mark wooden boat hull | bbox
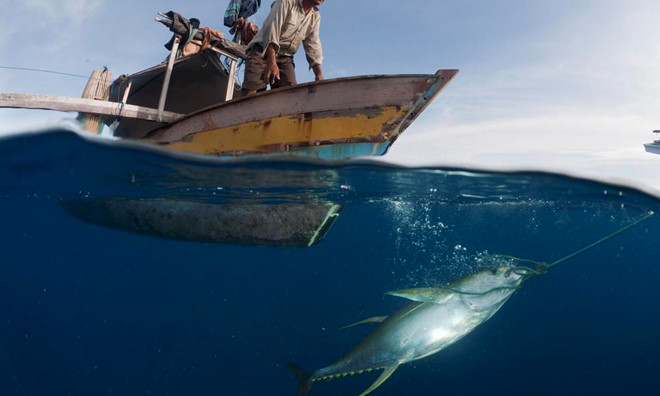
[141,70,458,159]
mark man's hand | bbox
[241,22,258,44]
[313,64,324,81]
[230,17,245,35]
[263,44,280,85]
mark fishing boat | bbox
[0,12,458,160]
[644,130,660,154]
[0,11,457,247]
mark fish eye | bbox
[489,267,497,275]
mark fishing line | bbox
[0,65,92,80]
[546,210,654,268]
[452,210,656,297]
[485,210,655,279]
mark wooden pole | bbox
[0,93,183,123]
[78,69,112,134]
[158,37,180,123]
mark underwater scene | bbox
[0,129,659,395]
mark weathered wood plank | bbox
[78,69,112,133]
[0,93,184,123]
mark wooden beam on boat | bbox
[78,69,112,133]
[0,93,183,123]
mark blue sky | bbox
[1,0,659,192]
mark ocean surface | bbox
[1,128,658,395]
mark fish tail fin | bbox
[285,361,313,396]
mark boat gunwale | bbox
[156,70,458,128]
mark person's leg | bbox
[272,56,297,89]
[241,50,268,96]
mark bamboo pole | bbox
[78,69,112,134]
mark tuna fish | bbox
[288,265,530,395]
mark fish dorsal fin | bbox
[359,365,399,396]
[340,316,388,330]
[386,287,453,304]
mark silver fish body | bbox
[298,265,526,395]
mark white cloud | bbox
[387,1,660,197]
[20,0,104,25]
[2,0,105,53]
[386,113,660,195]
[434,1,660,127]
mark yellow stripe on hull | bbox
[165,106,407,155]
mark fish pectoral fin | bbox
[359,365,399,396]
[340,316,388,330]
[386,287,452,304]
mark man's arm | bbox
[303,16,323,80]
[263,43,281,84]
[258,0,292,84]
[312,64,323,81]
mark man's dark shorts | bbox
[242,45,297,92]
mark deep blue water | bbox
[1,129,659,395]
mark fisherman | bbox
[223,0,261,44]
[240,0,325,96]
